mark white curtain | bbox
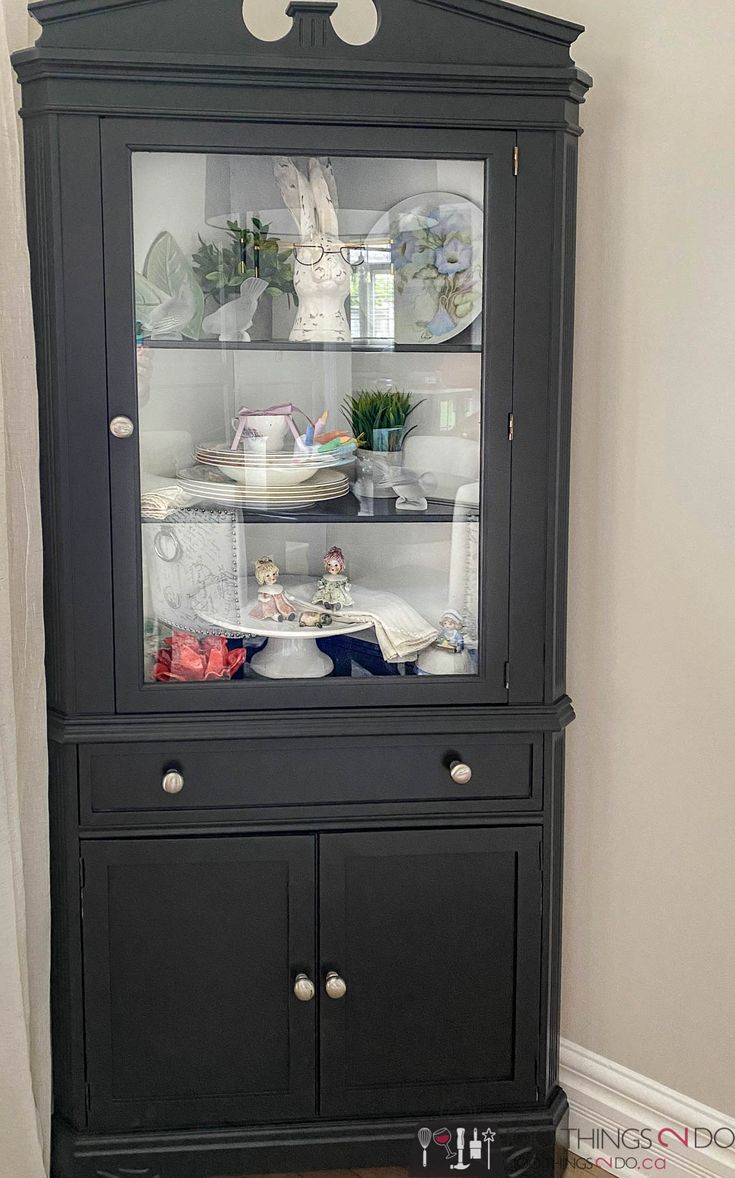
[0,2,51,1175]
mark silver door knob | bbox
[325,971,347,1000]
[162,770,184,795]
[109,415,135,438]
[293,973,315,1002]
[450,760,472,785]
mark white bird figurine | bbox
[202,277,269,342]
[144,284,199,340]
[390,467,438,512]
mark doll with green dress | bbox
[312,546,353,612]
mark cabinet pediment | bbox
[27,0,586,71]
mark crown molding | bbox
[11,45,592,107]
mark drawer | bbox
[79,733,542,825]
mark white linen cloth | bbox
[140,473,194,520]
[0,5,52,1175]
[294,584,438,663]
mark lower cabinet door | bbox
[319,826,542,1117]
[82,836,315,1130]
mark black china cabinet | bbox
[13,1,591,1175]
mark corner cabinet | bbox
[13,2,590,1176]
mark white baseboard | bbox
[560,1040,735,1178]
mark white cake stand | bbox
[198,591,372,679]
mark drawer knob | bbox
[162,770,184,795]
[293,973,316,1003]
[325,971,347,1000]
[449,760,472,785]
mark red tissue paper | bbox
[153,631,246,682]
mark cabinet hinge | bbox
[513,145,520,176]
[535,1056,541,1100]
[503,661,510,691]
[508,412,514,441]
[79,857,86,919]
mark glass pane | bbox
[132,152,484,684]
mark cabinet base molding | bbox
[52,1088,568,1178]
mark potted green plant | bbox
[191,218,296,340]
[342,387,423,498]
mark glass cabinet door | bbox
[105,129,515,705]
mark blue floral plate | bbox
[368,191,484,345]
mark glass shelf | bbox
[141,338,481,354]
[143,495,474,526]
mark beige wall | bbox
[14,0,735,1117]
[552,0,735,1115]
[259,0,735,1112]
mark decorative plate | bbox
[176,465,349,509]
[368,191,484,345]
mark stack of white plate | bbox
[177,464,350,510]
[196,440,355,488]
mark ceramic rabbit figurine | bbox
[273,157,352,343]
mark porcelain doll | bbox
[299,609,333,630]
[416,609,475,675]
[250,557,298,623]
[312,546,353,611]
[434,609,466,652]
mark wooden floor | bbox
[218,1171,408,1178]
[216,1171,407,1178]
[218,1158,602,1178]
